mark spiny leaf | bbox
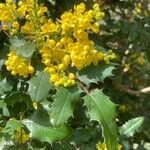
[83,89,118,150]
[0,78,12,95]
[0,100,6,108]
[0,100,10,116]
[77,64,115,86]
[28,71,53,102]
[23,119,70,143]
[3,119,22,136]
[5,92,33,109]
[119,117,144,138]
[51,86,81,126]
[29,106,51,127]
[10,36,35,59]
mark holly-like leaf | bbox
[29,106,51,126]
[77,64,115,86]
[0,100,10,116]
[0,78,12,95]
[0,100,6,108]
[5,92,33,109]
[51,86,81,126]
[23,119,70,143]
[119,117,144,138]
[10,36,35,59]
[28,71,53,102]
[3,119,22,136]
[83,89,117,150]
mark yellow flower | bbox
[69,73,75,80]
[5,51,34,78]
[71,56,86,70]
[33,102,38,109]
[0,1,115,88]
[96,142,122,150]
[75,3,85,14]
[50,74,60,82]
[0,1,16,22]
[91,22,100,33]
[15,127,30,144]
[41,20,58,34]
[12,21,19,30]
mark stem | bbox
[0,26,11,38]
[76,77,90,95]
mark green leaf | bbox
[0,78,12,95]
[119,117,144,138]
[71,128,95,145]
[0,100,10,117]
[77,64,115,85]
[2,107,10,117]
[5,92,33,109]
[29,106,51,126]
[3,119,22,136]
[10,36,35,59]
[0,100,6,108]
[23,119,70,143]
[28,71,53,102]
[51,86,80,126]
[0,46,9,69]
[83,89,117,150]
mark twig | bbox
[140,87,150,93]
[0,25,11,38]
[113,81,150,96]
[76,77,90,95]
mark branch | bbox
[140,87,150,93]
[76,77,90,95]
[113,82,150,96]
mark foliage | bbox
[83,89,118,150]
[0,0,149,149]
[119,117,144,138]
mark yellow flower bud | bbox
[69,73,75,80]
[58,64,65,71]
[76,3,85,13]
[12,21,19,30]
[91,22,99,33]
[50,74,60,82]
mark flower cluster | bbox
[39,3,116,87]
[96,142,122,150]
[0,0,116,87]
[15,127,30,144]
[5,51,34,78]
[0,0,47,35]
[0,0,16,22]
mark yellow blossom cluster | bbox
[60,3,104,34]
[18,0,47,35]
[0,0,47,34]
[0,0,117,87]
[0,0,16,23]
[15,127,30,144]
[96,142,122,150]
[39,3,116,87]
[133,2,150,17]
[5,51,34,78]
[134,3,142,15]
